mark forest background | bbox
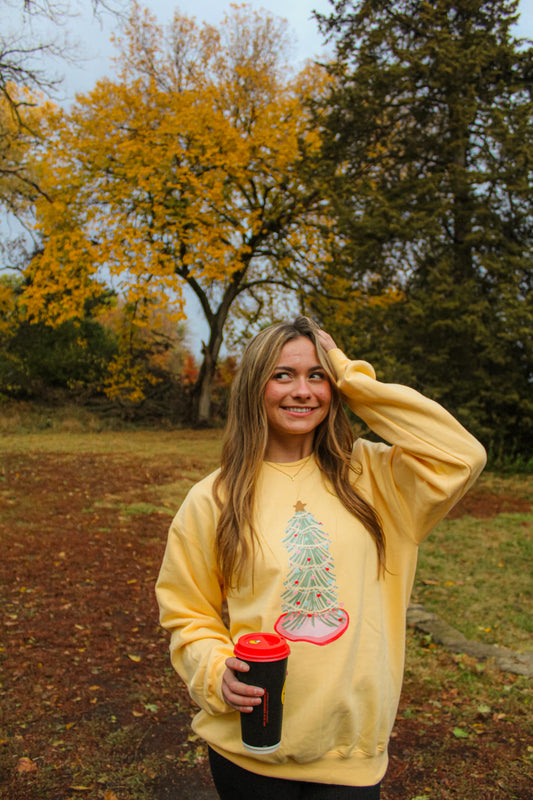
[1,0,532,469]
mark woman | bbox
[156,317,486,799]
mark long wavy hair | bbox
[213,316,385,590]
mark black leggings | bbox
[208,747,381,800]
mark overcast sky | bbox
[30,0,335,102]
[10,0,533,104]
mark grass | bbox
[479,471,533,501]
[0,425,223,457]
[0,401,123,436]
[403,628,532,729]
[413,508,533,652]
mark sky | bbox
[51,0,533,103]
[14,0,531,105]
[30,0,336,103]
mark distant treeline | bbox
[1,274,532,471]
[0,277,235,426]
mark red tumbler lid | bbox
[234,632,290,662]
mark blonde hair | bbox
[213,316,385,590]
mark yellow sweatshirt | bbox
[156,351,486,787]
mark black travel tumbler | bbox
[234,632,290,753]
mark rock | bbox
[406,604,533,677]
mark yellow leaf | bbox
[128,654,141,662]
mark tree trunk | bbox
[191,322,223,426]
[194,344,218,426]
[188,270,245,426]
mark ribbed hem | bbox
[207,743,388,787]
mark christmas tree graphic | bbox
[275,501,349,646]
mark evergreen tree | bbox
[0,274,118,400]
[313,0,533,460]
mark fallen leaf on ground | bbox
[17,757,37,774]
[452,727,469,739]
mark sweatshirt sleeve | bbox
[328,349,487,543]
[155,477,234,715]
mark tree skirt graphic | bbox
[275,608,349,645]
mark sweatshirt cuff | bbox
[213,653,235,713]
[327,348,376,382]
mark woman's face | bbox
[263,336,331,460]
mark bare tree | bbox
[1,1,124,115]
[0,1,125,229]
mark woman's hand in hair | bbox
[316,329,337,353]
[222,657,264,713]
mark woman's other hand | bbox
[222,657,264,713]
[316,329,337,353]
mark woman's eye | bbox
[273,371,290,380]
[310,371,326,380]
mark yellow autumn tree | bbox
[25,3,333,424]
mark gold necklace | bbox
[265,455,312,482]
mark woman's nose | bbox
[292,376,311,397]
